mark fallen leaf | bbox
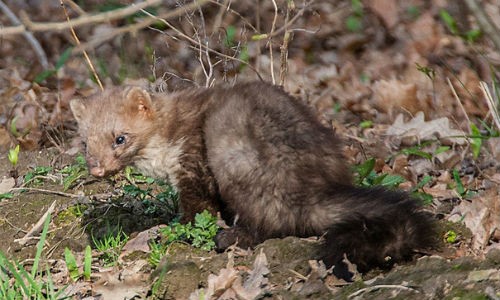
[121,225,163,256]
[189,249,270,300]
[0,176,15,194]
[93,263,150,300]
[386,112,467,145]
[233,249,270,299]
[372,79,429,118]
[449,189,500,251]
[367,0,399,28]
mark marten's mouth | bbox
[89,166,120,178]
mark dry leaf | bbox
[189,250,270,300]
[449,189,500,251]
[0,177,15,194]
[93,262,150,300]
[233,249,270,299]
[121,226,163,255]
[386,112,467,145]
[372,79,428,118]
[367,0,399,28]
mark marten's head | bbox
[70,86,157,177]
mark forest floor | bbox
[1,0,500,299]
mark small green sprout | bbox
[445,230,458,243]
[8,145,20,168]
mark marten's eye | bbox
[115,135,126,145]
[81,140,87,148]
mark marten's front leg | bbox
[174,154,220,223]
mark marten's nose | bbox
[90,166,105,177]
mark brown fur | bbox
[71,82,434,277]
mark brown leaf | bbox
[367,0,399,28]
[121,226,163,255]
[189,250,270,300]
[372,79,427,118]
[92,262,150,300]
[386,112,467,145]
[0,177,15,194]
[407,12,441,56]
[449,189,500,251]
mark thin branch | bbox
[348,285,420,299]
[0,0,48,68]
[10,187,80,198]
[72,1,209,54]
[140,8,264,81]
[254,0,315,40]
[208,0,257,33]
[34,0,160,32]
[65,0,87,16]
[279,1,295,86]
[60,0,103,90]
[269,0,278,84]
[481,81,500,132]
[14,200,56,246]
[447,77,471,133]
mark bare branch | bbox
[0,0,161,36]
[73,1,209,54]
[140,8,264,81]
[60,0,103,91]
[268,0,278,84]
[0,0,49,68]
[13,200,57,246]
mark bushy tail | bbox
[322,186,435,279]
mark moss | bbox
[444,288,488,300]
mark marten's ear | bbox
[69,98,87,124]
[125,87,153,116]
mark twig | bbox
[10,187,80,198]
[73,1,209,54]
[255,0,262,74]
[348,284,420,299]
[447,77,471,133]
[463,0,500,52]
[208,0,257,33]
[65,0,87,16]
[0,0,161,35]
[279,1,295,86]
[481,81,500,132]
[0,0,48,68]
[14,200,56,246]
[60,0,103,91]
[253,0,316,40]
[140,8,264,81]
[191,3,215,87]
[268,0,278,84]
[288,269,308,280]
[210,0,231,34]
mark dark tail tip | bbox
[322,189,436,280]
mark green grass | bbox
[0,213,68,299]
[92,227,129,267]
[64,245,92,282]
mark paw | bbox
[215,228,238,251]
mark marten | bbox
[70,81,434,278]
